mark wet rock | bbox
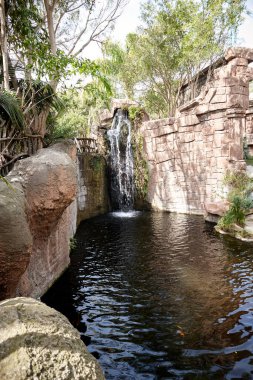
[0,297,105,380]
[205,200,230,216]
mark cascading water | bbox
[107,109,134,211]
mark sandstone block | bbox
[216,157,229,169]
[227,57,248,67]
[221,145,229,156]
[177,114,199,127]
[214,66,236,80]
[226,108,246,118]
[178,126,194,133]
[204,88,216,103]
[225,47,253,63]
[179,133,195,143]
[202,124,215,135]
[195,104,210,115]
[227,94,248,109]
[211,111,227,120]
[226,85,248,95]
[229,144,243,160]
[143,118,175,130]
[216,87,226,95]
[111,98,139,114]
[155,151,173,163]
[211,94,227,104]
[209,103,227,112]
[225,77,247,87]
[204,200,230,216]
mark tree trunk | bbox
[30,108,50,137]
[0,0,9,90]
[44,0,57,55]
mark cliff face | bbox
[0,141,77,300]
[0,141,110,301]
[77,154,109,224]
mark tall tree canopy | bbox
[102,0,247,117]
[0,0,126,135]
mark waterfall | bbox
[107,109,134,211]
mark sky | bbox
[86,0,253,59]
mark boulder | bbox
[225,47,253,63]
[204,200,230,217]
[0,141,78,300]
[0,297,105,380]
[0,184,32,299]
[111,98,139,114]
[99,109,114,128]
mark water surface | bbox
[43,212,253,379]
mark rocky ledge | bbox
[0,297,105,380]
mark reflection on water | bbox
[43,212,253,379]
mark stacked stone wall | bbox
[141,48,253,214]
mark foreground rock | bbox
[0,141,77,300]
[0,297,105,380]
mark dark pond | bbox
[43,211,253,379]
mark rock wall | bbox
[0,141,77,300]
[0,141,110,301]
[77,154,109,224]
[0,297,104,380]
[140,47,253,214]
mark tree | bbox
[0,0,9,90]
[102,0,247,118]
[0,0,127,136]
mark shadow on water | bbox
[43,211,253,380]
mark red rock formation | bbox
[0,141,77,300]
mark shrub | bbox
[218,171,253,231]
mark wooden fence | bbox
[74,137,98,153]
[0,121,99,176]
[0,122,43,176]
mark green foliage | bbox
[89,155,104,172]
[47,74,113,142]
[102,0,247,117]
[0,91,25,129]
[69,237,77,250]
[223,170,253,200]
[218,170,253,231]
[218,195,253,230]
[132,132,149,199]
[128,106,145,123]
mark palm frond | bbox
[19,79,64,112]
[0,91,25,130]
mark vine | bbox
[89,155,104,172]
[129,106,149,200]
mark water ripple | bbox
[43,212,253,379]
